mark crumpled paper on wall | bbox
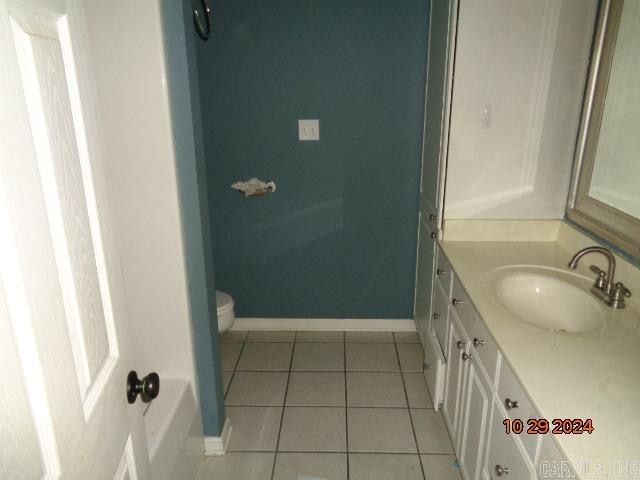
[230,178,277,197]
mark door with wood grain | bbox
[0,0,150,478]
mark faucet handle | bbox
[610,282,632,309]
[613,282,632,298]
[589,265,608,289]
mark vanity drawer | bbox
[432,282,449,359]
[467,316,499,386]
[450,277,477,334]
[486,399,536,480]
[435,247,453,297]
[497,360,539,460]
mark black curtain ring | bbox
[192,0,211,41]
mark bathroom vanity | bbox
[418,221,640,480]
[414,0,640,477]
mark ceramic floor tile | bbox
[226,407,282,452]
[278,407,346,452]
[291,342,344,371]
[236,342,293,371]
[345,343,400,372]
[286,372,345,406]
[221,343,243,371]
[346,372,407,407]
[223,371,233,396]
[273,453,347,480]
[421,454,462,480]
[295,331,344,342]
[225,372,289,406]
[197,452,274,480]
[411,409,454,454]
[247,330,296,342]
[403,372,433,408]
[394,331,421,344]
[220,330,248,343]
[349,453,424,480]
[397,344,425,372]
[345,331,394,343]
[347,408,416,453]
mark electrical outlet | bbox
[298,119,319,141]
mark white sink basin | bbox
[486,266,605,333]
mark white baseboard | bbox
[232,318,416,332]
[204,419,232,456]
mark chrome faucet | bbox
[568,246,632,309]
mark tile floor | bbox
[198,331,461,480]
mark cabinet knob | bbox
[452,298,463,306]
[433,312,440,320]
[430,231,438,239]
[423,363,431,370]
[462,352,472,361]
[456,340,465,350]
[495,464,510,476]
[436,268,446,276]
[505,398,519,410]
[473,337,485,347]
[429,214,437,222]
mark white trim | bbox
[232,318,416,332]
[204,419,232,456]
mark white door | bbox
[0,0,151,478]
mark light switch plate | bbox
[298,119,319,141]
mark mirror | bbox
[568,0,640,259]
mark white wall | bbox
[444,0,597,219]
[83,1,199,396]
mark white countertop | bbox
[440,239,640,478]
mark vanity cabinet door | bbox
[458,351,491,480]
[443,312,468,448]
[483,398,536,480]
[414,213,437,344]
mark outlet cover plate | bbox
[298,119,319,141]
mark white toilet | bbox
[216,290,236,333]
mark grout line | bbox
[224,403,432,409]
[270,335,296,480]
[344,333,350,480]
[223,339,247,399]
[232,369,422,376]
[393,336,428,480]
[227,449,449,455]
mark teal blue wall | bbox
[161,0,225,436]
[196,0,429,318]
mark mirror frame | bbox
[567,0,640,259]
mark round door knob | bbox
[462,352,472,361]
[452,298,463,306]
[495,464,510,476]
[473,337,485,347]
[430,231,438,239]
[456,340,465,350]
[433,312,440,320]
[429,214,437,222]
[504,398,519,410]
[127,371,160,404]
[436,268,446,276]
